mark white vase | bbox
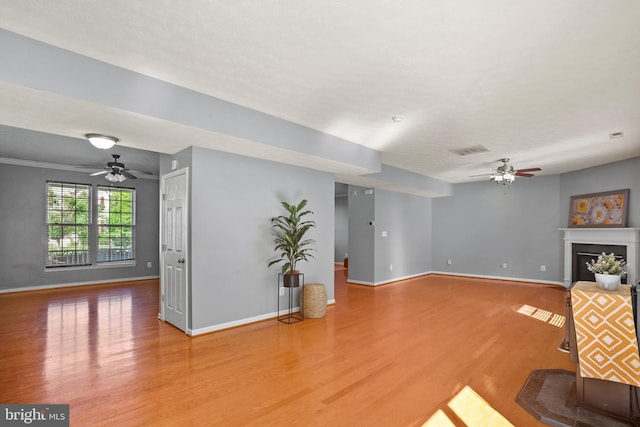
[594,273,621,291]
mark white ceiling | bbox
[1,0,640,184]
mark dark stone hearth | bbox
[516,369,635,427]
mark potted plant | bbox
[268,199,316,287]
[586,252,628,291]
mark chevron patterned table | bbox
[571,281,640,386]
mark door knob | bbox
[178,258,185,264]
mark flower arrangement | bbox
[586,252,628,276]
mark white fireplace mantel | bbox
[560,228,640,287]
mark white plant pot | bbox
[594,273,621,291]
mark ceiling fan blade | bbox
[516,168,541,173]
[90,170,109,176]
[128,169,154,175]
[121,170,137,180]
[77,164,105,169]
[515,172,535,177]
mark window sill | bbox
[45,261,137,272]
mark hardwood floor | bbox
[0,271,574,426]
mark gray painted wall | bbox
[0,163,159,290]
[347,186,432,285]
[179,147,334,330]
[432,157,640,283]
[335,195,348,262]
[347,186,375,284]
[559,157,640,228]
[558,157,640,277]
[4,131,638,333]
[432,175,562,281]
[374,190,432,283]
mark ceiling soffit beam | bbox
[338,163,453,198]
[0,29,381,175]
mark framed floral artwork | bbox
[569,189,630,228]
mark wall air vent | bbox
[449,145,490,156]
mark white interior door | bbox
[161,168,188,332]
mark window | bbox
[97,186,135,263]
[47,182,91,267]
[46,182,136,268]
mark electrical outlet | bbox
[447,259,452,265]
[147,261,152,268]
[389,264,393,271]
[540,265,546,272]
[279,287,284,296]
[501,263,507,269]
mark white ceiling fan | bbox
[471,158,541,185]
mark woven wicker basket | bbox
[301,283,327,318]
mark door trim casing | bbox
[159,167,189,331]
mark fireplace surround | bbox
[560,228,639,288]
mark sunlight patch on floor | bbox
[449,386,514,427]
[421,409,455,427]
[422,385,514,427]
[517,304,565,328]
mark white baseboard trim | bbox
[188,299,337,336]
[188,310,284,336]
[0,276,160,294]
[347,279,373,286]
[347,271,431,287]
[429,271,565,286]
[348,271,564,287]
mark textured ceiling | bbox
[1,0,639,184]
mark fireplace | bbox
[572,243,627,284]
[560,228,639,288]
[560,228,640,422]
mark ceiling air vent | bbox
[449,145,490,156]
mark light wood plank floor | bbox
[0,270,574,426]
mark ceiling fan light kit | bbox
[89,154,139,182]
[105,172,126,182]
[484,158,541,185]
[491,172,515,185]
[86,133,118,150]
